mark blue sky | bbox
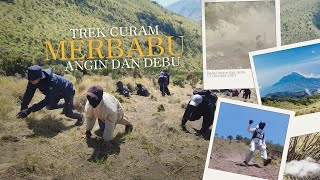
[214,102,290,145]
[252,43,320,88]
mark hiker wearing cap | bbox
[158,71,171,97]
[181,90,216,136]
[84,85,133,145]
[243,120,271,166]
[17,65,83,125]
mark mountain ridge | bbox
[261,72,320,97]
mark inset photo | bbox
[202,0,279,89]
[284,132,320,179]
[250,39,320,116]
[203,98,294,180]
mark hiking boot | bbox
[198,128,210,136]
[75,114,84,126]
[243,161,249,166]
[85,130,92,138]
[125,124,133,133]
[181,124,187,132]
[263,159,272,166]
[94,128,103,137]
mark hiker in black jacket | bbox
[116,81,130,97]
[181,90,216,136]
[136,83,150,97]
[241,89,251,99]
[16,65,83,125]
[158,72,171,96]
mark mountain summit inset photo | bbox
[251,41,320,116]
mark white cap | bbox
[189,94,203,107]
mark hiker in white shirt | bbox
[244,120,271,166]
[84,85,133,147]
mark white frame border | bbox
[203,97,295,180]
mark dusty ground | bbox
[209,138,281,180]
[205,1,277,70]
[0,75,260,180]
[0,75,211,180]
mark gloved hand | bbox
[17,109,30,118]
[249,120,254,124]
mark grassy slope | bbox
[0,75,210,179]
[0,0,202,71]
[262,95,320,116]
[209,138,282,180]
[281,0,320,45]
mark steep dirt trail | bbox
[209,139,280,180]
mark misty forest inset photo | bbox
[204,1,277,70]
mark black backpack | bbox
[193,88,218,106]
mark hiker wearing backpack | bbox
[84,85,133,148]
[181,89,217,136]
[116,81,130,97]
[241,89,251,99]
[16,65,83,125]
[163,70,170,85]
[136,83,150,97]
[158,72,171,96]
[243,120,271,166]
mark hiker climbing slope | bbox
[116,81,130,97]
[136,83,150,97]
[244,120,272,166]
[17,65,83,125]
[181,89,217,136]
[84,85,133,147]
[158,71,171,96]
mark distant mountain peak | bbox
[261,71,320,97]
[278,72,306,83]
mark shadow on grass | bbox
[26,115,76,138]
[193,128,211,140]
[86,132,127,162]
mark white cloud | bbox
[285,157,320,178]
[298,72,320,78]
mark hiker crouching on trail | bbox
[136,83,150,97]
[158,71,171,97]
[181,90,216,136]
[17,65,83,125]
[244,120,271,166]
[84,85,133,147]
[116,81,130,97]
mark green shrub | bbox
[172,76,185,88]
[48,64,66,75]
[126,82,134,92]
[0,56,33,76]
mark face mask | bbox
[87,95,102,108]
